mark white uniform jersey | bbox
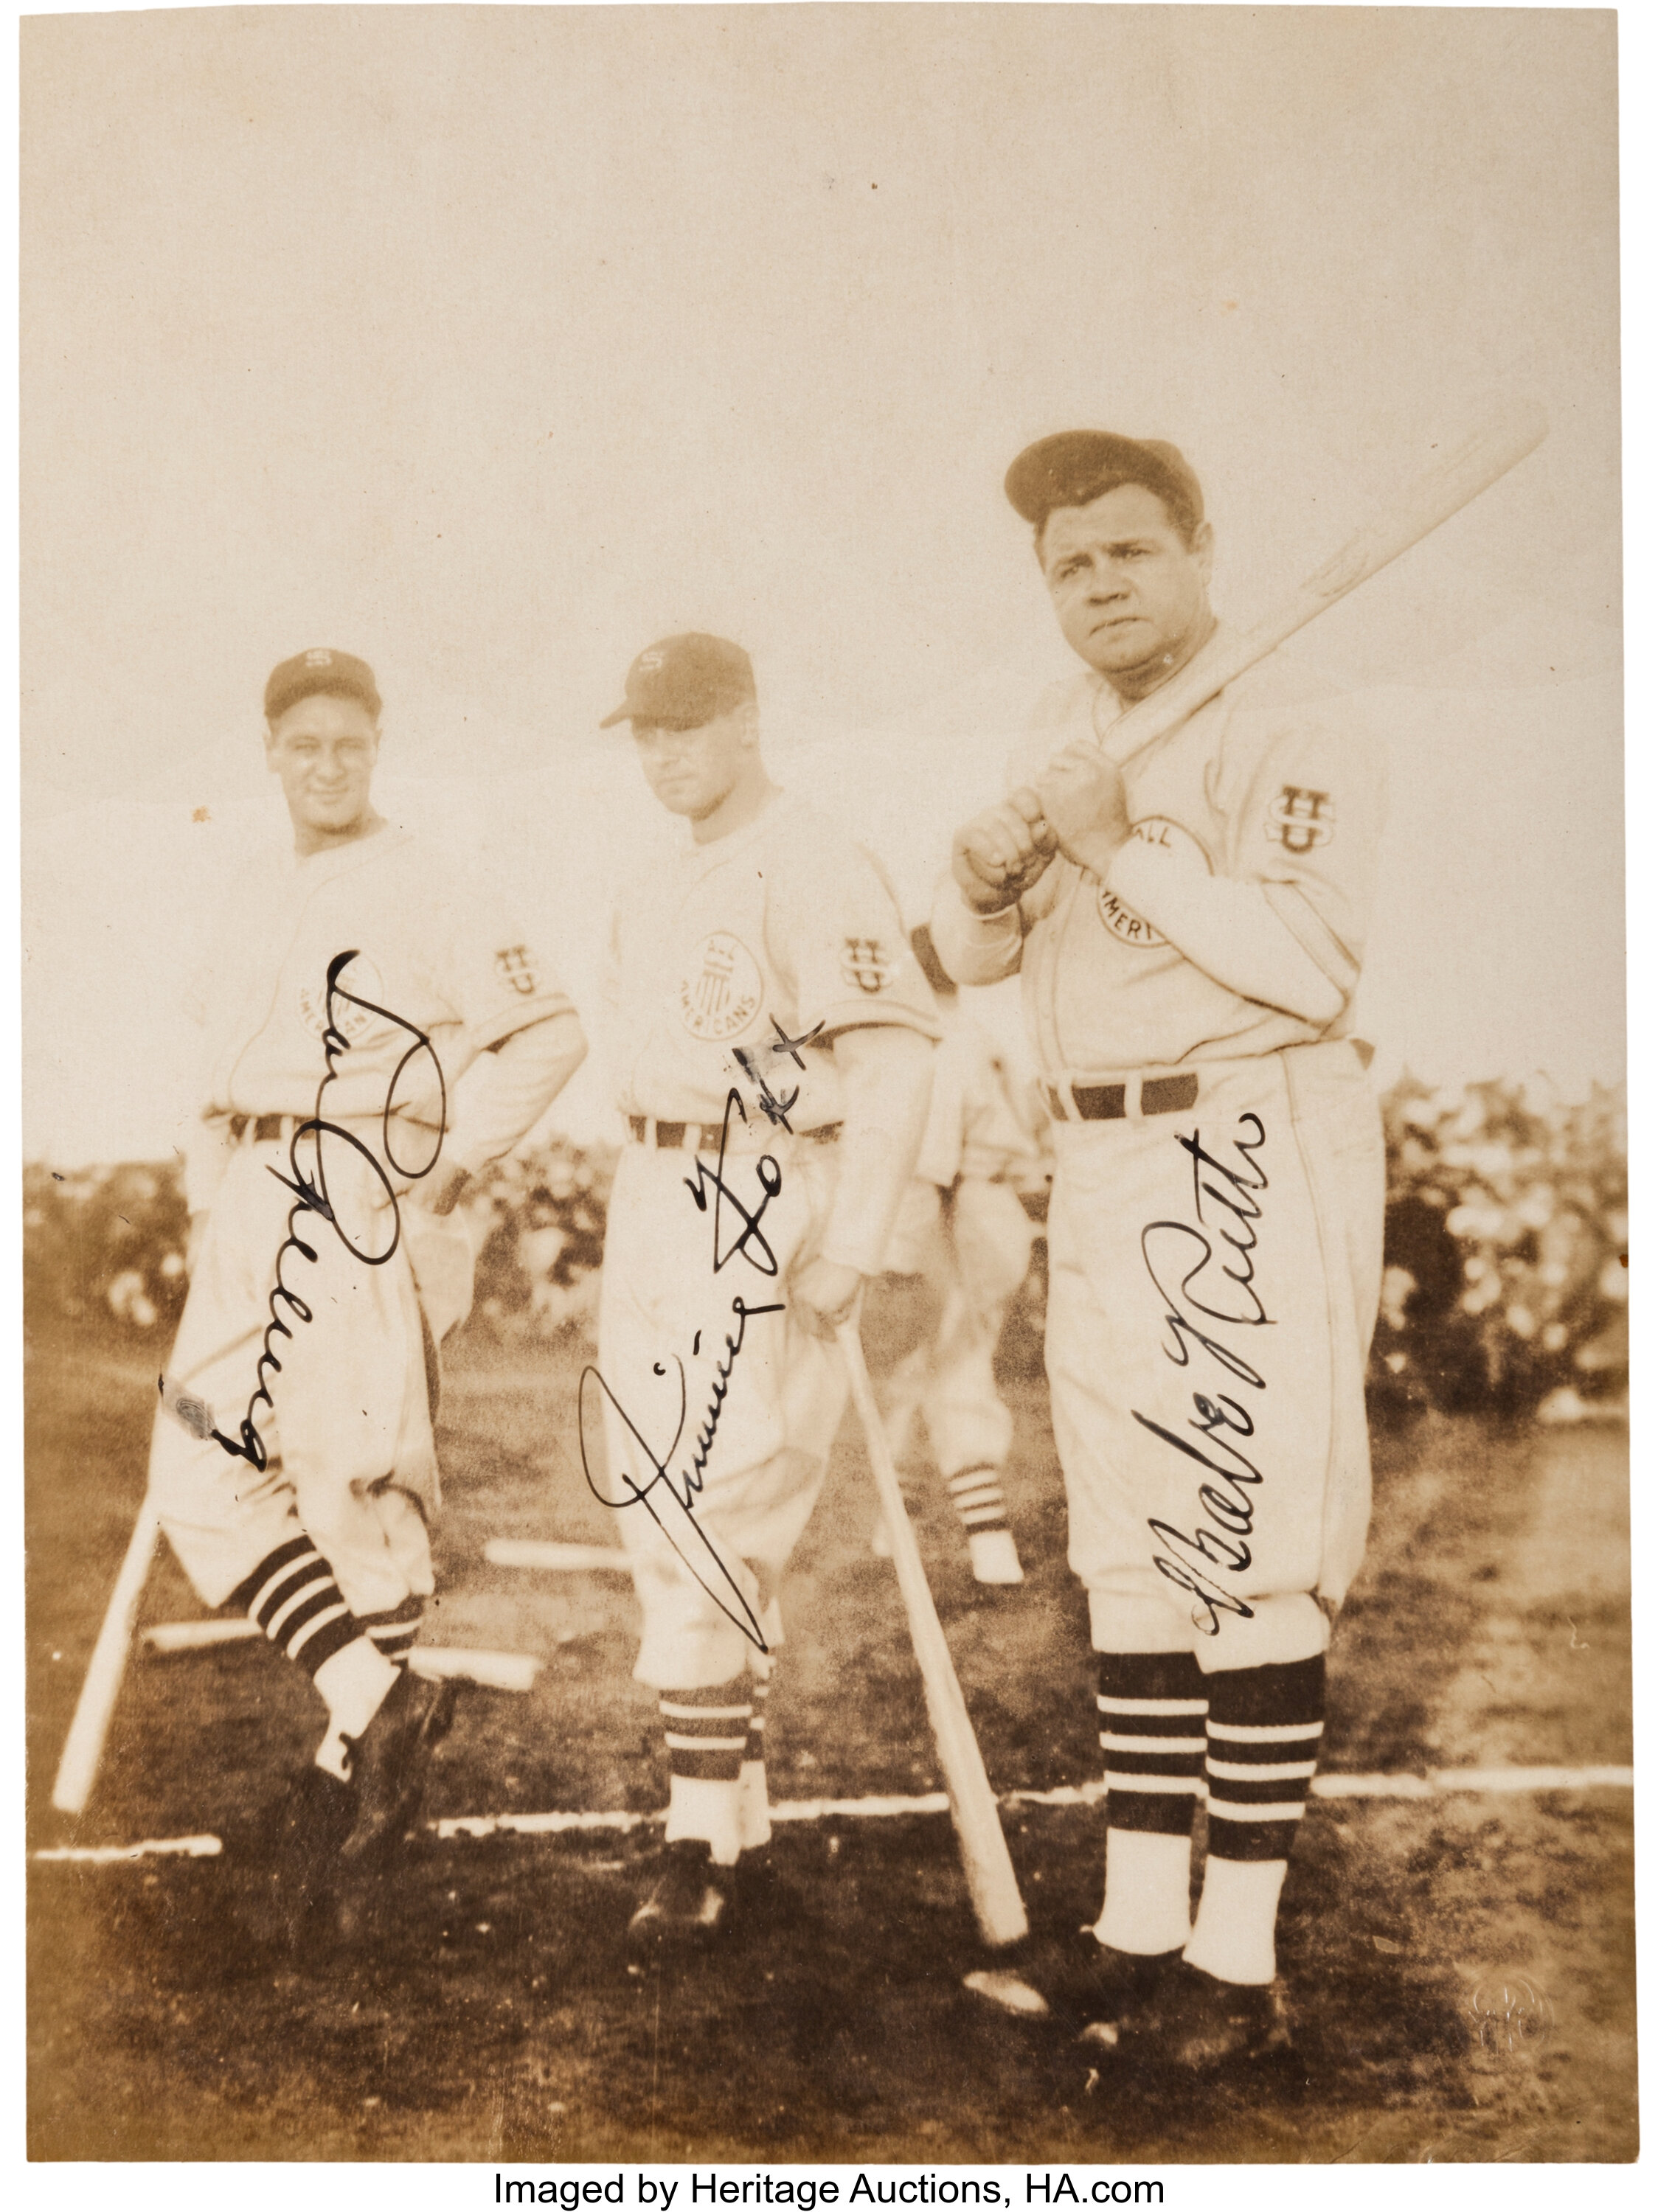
[912,1015,1044,1191]
[604,789,939,1127]
[188,823,572,1125]
[1007,628,1386,1078]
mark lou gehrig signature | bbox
[1134,1114,1272,1636]
[577,1019,823,1649]
[162,949,447,1470]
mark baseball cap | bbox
[264,647,382,725]
[599,633,756,730]
[1004,431,1204,541]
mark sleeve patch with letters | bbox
[1266,787,1336,853]
[495,945,539,995]
[840,938,893,993]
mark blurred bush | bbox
[24,1077,1628,1422]
[1370,1075,1627,1422]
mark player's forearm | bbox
[1104,839,1351,1026]
[929,877,1024,987]
[443,1011,589,1178]
[819,1026,937,1276]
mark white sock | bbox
[311,1635,399,1778]
[664,1773,743,1866]
[1094,1828,1195,1955]
[738,1759,772,1851]
[1184,1855,1288,1986]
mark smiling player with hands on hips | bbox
[934,434,1387,2066]
[593,633,938,1951]
[150,647,587,1935]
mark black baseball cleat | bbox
[627,1840,735,1952]
[1117,1958,1293,2068]
[268,1762,357,1952]
[337,1668,457,1871]
[964,1927,1180,2034]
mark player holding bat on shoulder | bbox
[933,433,1387,2067]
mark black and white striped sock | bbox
[358,1593,424,1668]
[1097,1649,1209,1834]
[945,1462,1010,1534]
[660,1678,753,1785]
[229,1536,361,1677]
[1203,1655,1325,1862]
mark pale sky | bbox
[21,6,1623,1164]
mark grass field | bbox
[25,1316,1637,2163]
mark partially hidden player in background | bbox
[153,648,586,1921]
[867,925,1047,1587]
[594,633,939,1949]
[933,435,1387,2066]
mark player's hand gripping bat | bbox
[957,397,1550,897]
[836,1321,1029,1949]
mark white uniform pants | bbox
[1044,1043,1384,1669]
[150,1140,448,1618]
[595,1137,848,1689]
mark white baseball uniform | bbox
[932,629,1387,1668]
[152,821,574,1621]
[598,789,939,1689]
[879,1013,1043,1489]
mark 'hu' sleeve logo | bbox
[494,945,539,995]
[1266,787,1335,854]
[839,938,893,993]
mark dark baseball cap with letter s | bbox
[264,647,383,725]
[600,633,756,730]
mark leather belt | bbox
[628,1115,841,1151]
[227,1113,300,1145]
[1043,1074,1200,1124]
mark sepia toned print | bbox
[23,5,1630,2168]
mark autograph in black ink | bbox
[681,1087,787,1276]
[577,1293,785,1651]
[1133,1115,1273,1635]
[161,949,446,1472]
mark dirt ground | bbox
[25,1320,1637,2163]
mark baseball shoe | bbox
[268,1762,357,1952]
[966,1528,1024,1585]
[627,1840,735,1952]
[1117,1959,1293,2068]
[963,1928,1179,2032]
[336,1667,457,1871]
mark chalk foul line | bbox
[30,1765,1634,1863]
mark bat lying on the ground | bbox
[836,1321,1029,1950]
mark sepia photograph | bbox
[20,2,1634,2172]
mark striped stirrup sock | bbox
[743,1661,771,1769]
[1097,1650,1209,1834]
[660,1678,753,1784]
[228,1536,361,1677]
[358,1594,424,1667]
[945,1462,1011,1534]
[1203,1655,1326,1862]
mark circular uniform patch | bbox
[296,953,386,1043]
[1095,817,1212,947]
[679,931,764,1041]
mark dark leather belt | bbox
[1044,1074,1199,1124]
[228,1113,299,1144]
[628,1115,841,1150]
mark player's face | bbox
[1039,484,1214,681]
[264,694,381,841]
[630,705,754,821]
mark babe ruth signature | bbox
[161,950,446,1472]
[1133,1115,1272,1636]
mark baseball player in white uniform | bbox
[152,648,586,1901]
[933,434,1387,2065]
[870,925,1044,1586]
[592,633,938,1948]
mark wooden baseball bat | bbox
[836,1321,1028,1949]
[1091,397,1550,771]
[52,1500,162,1815]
